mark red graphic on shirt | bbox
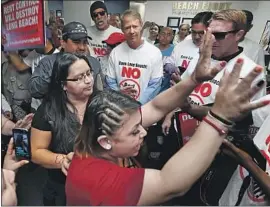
[119,79,140,100]
[93,47,108,57]
[177,112,200,145]
[121,67,141,79]
[189,82,213,105]
[181,59,190,69]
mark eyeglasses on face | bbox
[92,10,106,18]
[191,30,205,36]
[212,30,238,40]
[66,69,93,83]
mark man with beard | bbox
[28,21,103,99]
[106,10,163,105]
[87,1,122,73]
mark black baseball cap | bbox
[62,21,92,40]
[90,1,107,19]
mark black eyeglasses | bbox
[212,30,238,40]
[66,70,93,83]
[191,30,205,36]
[92,11,106,18]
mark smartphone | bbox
[12,128,31,160]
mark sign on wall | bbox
[172,1,232,16]
[1,0,45,51]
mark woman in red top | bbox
[65,29,268,206]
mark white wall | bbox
[144,1,270,41]
[130,1,146,21]
[145,1,258,26]
[63,1,98,27]
[246,1,270,43]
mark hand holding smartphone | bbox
[12,128,31,160]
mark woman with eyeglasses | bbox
[30,53,96,205]
[65,29,269,206]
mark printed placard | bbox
[1,0,45,51]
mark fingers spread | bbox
[244,97,270,112]
[237,66,263,91]
[228,58,243,85]
[219,68,230,88]
[239,81,265,103]
[211,61,227,78]
[200,28,212,59]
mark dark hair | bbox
[75,90,141,157]
[242,10,253,27]
[43,53,93,153]
[191,11,213,27]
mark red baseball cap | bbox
[102,32,126,45]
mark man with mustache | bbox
[29,21,103,99]
[87,1,122,73]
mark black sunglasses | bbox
[92,11,106,18]
[212,30,238,40]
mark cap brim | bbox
[67,33,92,40]
[102,39,125,45]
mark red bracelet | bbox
[203,116,229,135]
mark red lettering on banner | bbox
[121,67,141,79]
[181,59,190,69]
[193,83,212,97]
[93,47,107,56]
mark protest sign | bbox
[1,0,45,51]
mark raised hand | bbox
[14,113,34,130]
[211,58,269,122]
[191,28,226,84]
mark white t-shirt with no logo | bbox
[107,41,163,103]
[181,52,266,127]
[87,25,122,73]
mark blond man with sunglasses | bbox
[180,9,266,126]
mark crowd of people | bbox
[1,1,270,206]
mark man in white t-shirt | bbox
[181,10,266,117]
[87,1,122,72]
[167,11,213,75]
[238,10,265,67]
[106,10,163,105]
[161,12,213,134]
